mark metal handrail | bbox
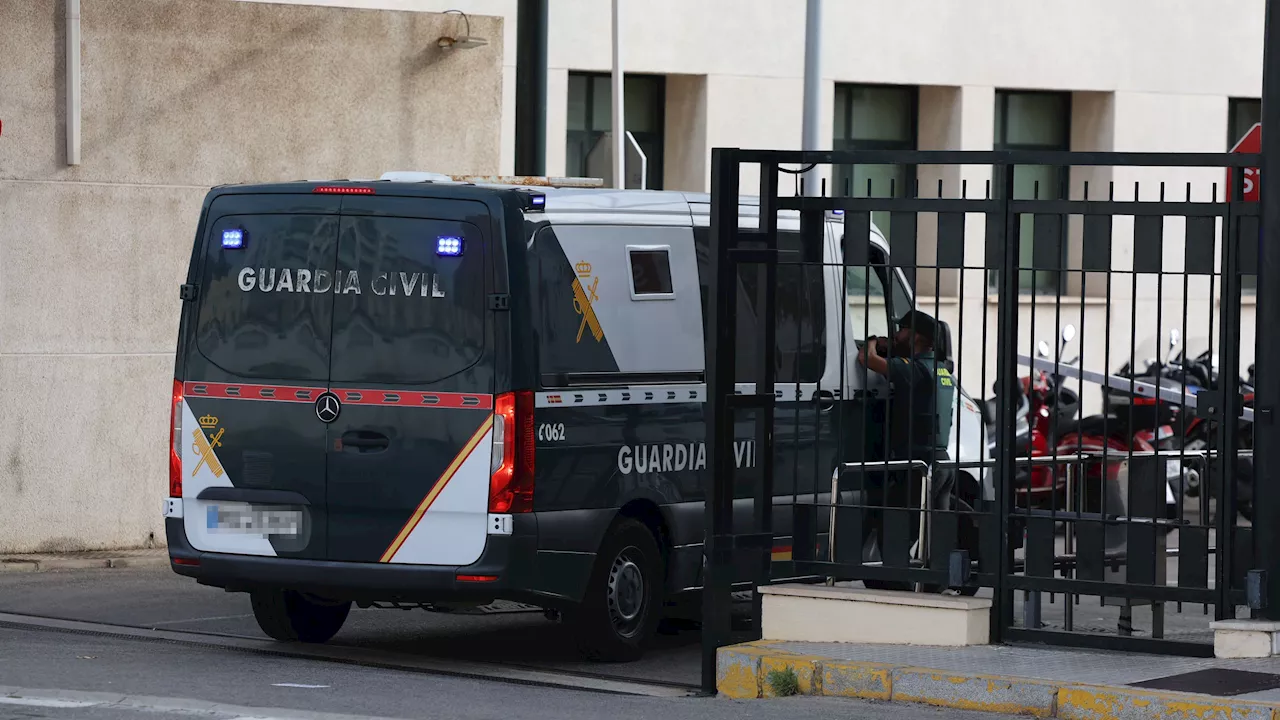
[824,447,1252,578]
[827,454,1091,569]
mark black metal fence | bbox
[701,148,1265,687]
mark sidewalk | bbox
[718,639,1280,717]
[0,548,168,573]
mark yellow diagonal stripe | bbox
[379,415,495,563]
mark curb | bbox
[718,642,1280,718]
[0,553,169,573]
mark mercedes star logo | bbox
[315,392,341,424]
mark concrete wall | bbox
[0,0,503,553]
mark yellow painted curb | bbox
[1058,684,1276,720]
[716,641,1280,718]
[893,667,1058,718]
[820,660,897,701]
[716,645,773,699]
[760,654,825,697]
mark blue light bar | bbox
[531,195,546,207]
[221,229,245,249]
[436,236,464,256]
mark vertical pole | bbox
[703,148,740,694]
[66,0,81,167]
[1253,0,1280,619]
[611,0,626,189]
[800,0,822,196]
[991,160,1019,641]
[751,165,780,637]
[514,0,548,176]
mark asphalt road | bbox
[0,625,1032,720]
[0,566,714,686]
[0,541,1222,695]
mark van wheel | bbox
[572,519,663,662]
[250,589,351,643]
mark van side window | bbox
[692,228,825,383]
[627,247,675,298]
[845,245,892,340]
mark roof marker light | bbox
[221,229,245,249]
[436,236,464,257]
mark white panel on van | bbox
[551,224,703,373]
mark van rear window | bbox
[328,215,487,385]
[195,213,340,382]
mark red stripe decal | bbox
[184,382,493,409]
[183,382,324,403]
[330,388,494,410]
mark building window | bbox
[1229,98,1262,150]
[833,84,917,237]
[992,90,1071,293]
[567,73,665,190]
[1229,98,1261,293]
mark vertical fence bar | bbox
[702,148,741,694]
[1217,186,1244,620]
[751,163,780,635]
[993,156,1019,640]
[1253,0,1280,620]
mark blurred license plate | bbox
[206,505,301,536]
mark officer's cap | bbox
[896,310,937,343]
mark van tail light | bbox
[489,391,535,513]
[170,380,183,498]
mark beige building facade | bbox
[0,0,504,552]
[264,0,1266,408]
[0,0,1265,551]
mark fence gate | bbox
[700,147,1265,690]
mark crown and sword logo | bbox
[192,414,225,478]
[572,261,603,343]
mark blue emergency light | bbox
[436,236,464,257]
[222,229,245,249]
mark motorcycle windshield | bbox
[1169,335,1215,392]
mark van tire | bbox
[572,519,663,662]
[250,589,351,643]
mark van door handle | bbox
[340,431,390,452]
[815,390,836,412]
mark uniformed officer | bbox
[857,309,956,569]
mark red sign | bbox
[1227,122,1261,202]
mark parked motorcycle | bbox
[980,326,1082,509]
[1020,330,1177,522]
[1162,339,1256,521]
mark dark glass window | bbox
[993,90,1071,293]
[328,215,487,385]
[833,84,917,238]
[628,249,674,296]
[195,213,339,381]
[567,72,665,190]
[692,228,826,383]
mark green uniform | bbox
[884,350,956,460]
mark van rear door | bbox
[182,193,341,561]
[324,196,495,565]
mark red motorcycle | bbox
[1058,333,1182,518]
[984,327,1081,509]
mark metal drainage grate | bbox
[1130,669,1280,697]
